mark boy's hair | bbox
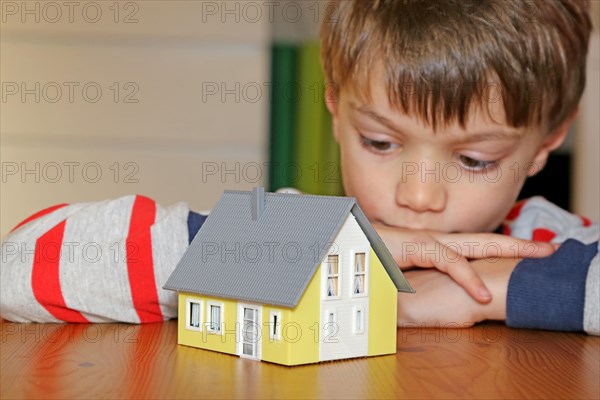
[320,0,592,133]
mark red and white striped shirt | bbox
[1,195,190,323]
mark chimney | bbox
[251,187,265,220]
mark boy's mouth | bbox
[374,218,430,232]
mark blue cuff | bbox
[187,211,208,244]
[506,239,598,332]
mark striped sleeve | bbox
[502,196,598,244]
[0,195,194,323]
[503,197,599,335]
[583,251,599,335]
[506,240,598,334]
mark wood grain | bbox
[1,320,598,399]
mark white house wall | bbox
[319,213,369,361]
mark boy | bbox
[319,0,598,334]
[1,0,598,334]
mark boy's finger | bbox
[433,233,556,259]
[431,249,492,303]
[504,239,557,258]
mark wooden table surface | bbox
[1,319,598,399]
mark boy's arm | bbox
[397,257,514,328]
[503,197,599,334]
[506,239,599,335]
[398,240,600,335]
[374,223,557,303]
[0,195,205,323]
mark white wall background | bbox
[1,1,598,238]
[1,1,271,237]
[574,29,600,222]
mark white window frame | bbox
[353,306,365,335]
[324,254,341,299]
[350,250,369,297]
[206,301,224,335]
[185,298,202,332]
[269,310,282,341]
[324,309,338,341]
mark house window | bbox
[269,311,281,341]
[328,312,335,325]
[353,252,366,295]
[206,302,223,334]
[186,299,202,331]
[353,307,365,334]
[325,311,337,339]
[326,255,339,297]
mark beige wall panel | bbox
[1,0,268,42]
[1,143,267,237]
[1,40,269,146]
[1,1,271,238]
[573,32,600,220]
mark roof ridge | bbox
[223,189,357,203]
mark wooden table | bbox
[1,320,598,399]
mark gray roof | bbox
[163,190,414,308]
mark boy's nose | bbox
[395,164,447,213]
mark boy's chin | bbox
[376,219,496,234]
[374,219,440,232]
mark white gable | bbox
[319,212,370,361]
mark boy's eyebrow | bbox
[351,103,403,134]
[458,130,523,143]
[350,103,523,142]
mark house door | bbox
[237,304,261,360]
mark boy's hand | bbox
[397,257,520,327]
[373,223,557,303]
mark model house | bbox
[163,187,413,366]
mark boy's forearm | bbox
[505,240,599,334]
[395,263,515,328]
[470,257,520,321]
[398,244,599,336]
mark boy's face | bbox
[328,72,568,233]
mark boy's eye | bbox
[457,155,497,171]
[359,134,399,153]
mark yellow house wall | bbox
[177,292,237,356]
[259,306,291,364]
[367,248,398,356]
[177,270,321,366]
[261,266,321,366]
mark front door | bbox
[237,304,261,360]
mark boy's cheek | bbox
[340,162,388,219]
[458,189,517,231]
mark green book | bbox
[268,43,297,191]
[269,41,343,196]
[321,105,343,196]
[294,42,326,195]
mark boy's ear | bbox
[529,108,579,176]
[325,83,341,142]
